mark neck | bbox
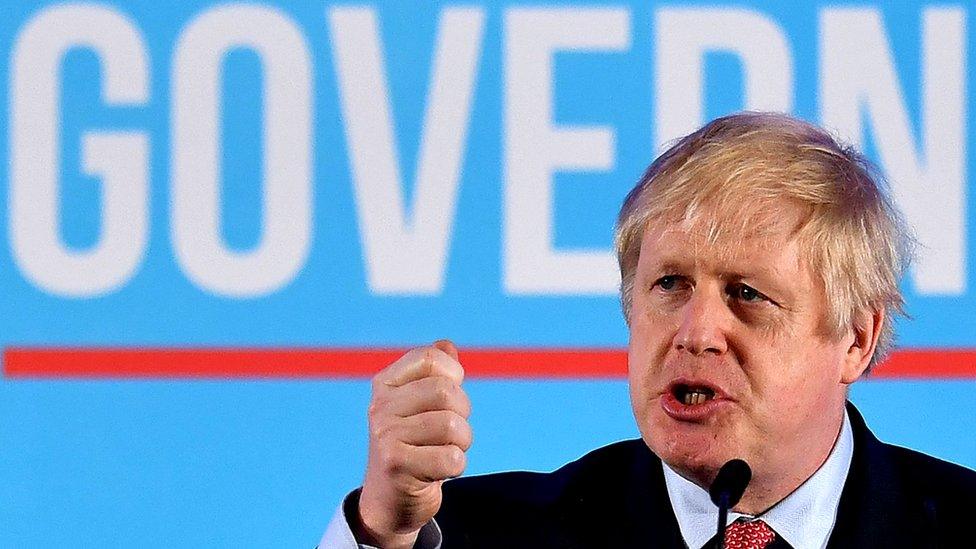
[733,408,845,515]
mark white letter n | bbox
[821,7,967,295]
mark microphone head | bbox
[709,459,752,508]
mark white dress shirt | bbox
[320,503,360,548]
[662,410,854,549]
[321,411,853,549]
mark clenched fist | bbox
[355,340,472,549]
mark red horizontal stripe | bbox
[873,349,976,378]
[3,347,975,379]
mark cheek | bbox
[627,348,650,405]
[748,348,847,425]
[627,332,660,421]
[629,298,677,348]
[627,323,668,384]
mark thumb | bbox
[433,339,459,362]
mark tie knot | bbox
[724,519,776,549]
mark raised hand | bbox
[355,340,472,548]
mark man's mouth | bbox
[673,384,716,406]
[661,379,728,421]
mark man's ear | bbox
[841,308,885,384]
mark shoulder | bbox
[834,404,976,546]
[872,439,976,543]
[884,442,976,507]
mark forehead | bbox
[636,204,809,280]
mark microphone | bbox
[709,459,752,549]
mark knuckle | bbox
[369,417,399,444]
[459,422,473,450]
[377,444,406,476]
[443,412,461,435]
[367,393,392,417]
[366,398,381,418]
[370,373,384,391]
[403,347,424,363]
[368,420,385,441]
[428,410,452,437]
[458,391,472,416]
[432,378,454,404]
[445,446,466,476]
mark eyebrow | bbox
[655,260,690,274]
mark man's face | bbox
[627,204,858,490]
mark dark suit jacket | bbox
[434,403,976,548]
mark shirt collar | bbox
[662,410,854,549]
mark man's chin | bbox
[647,423,736,487]
[655,443,722,483]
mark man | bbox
[322,112,976,548]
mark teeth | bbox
[682,390,713,406]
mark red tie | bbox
[724,519,776,549]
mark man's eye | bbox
[730,284,766,303]
[656,276,681,291]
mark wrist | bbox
[350,488,420,549]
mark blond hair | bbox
[615,112,913,370]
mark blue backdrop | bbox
[1,1,974,546]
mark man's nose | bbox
[674,288,729,356]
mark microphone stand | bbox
[709,459,752,549]
[715,492,730,549]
